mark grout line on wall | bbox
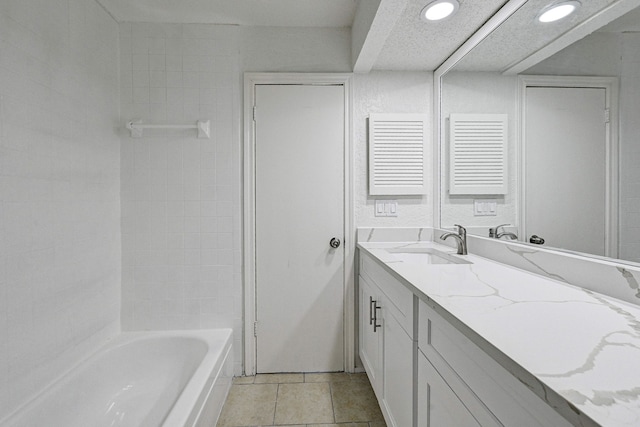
[92,0,120,24]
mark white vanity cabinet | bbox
[359,274,383,393]
[417,351,485,426]
[358,248,575,427]
[381,303,413,427]
[359,253,414,427]
[418,300,573,427]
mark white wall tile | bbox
[149,54,166,71]
[166,71,183,88]
[120,23,419,378]
[132,54,149,70]
[120,23,242,374]
[0,0,120,418]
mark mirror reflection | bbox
[440,0,640,264]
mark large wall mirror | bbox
[438,0,640,265]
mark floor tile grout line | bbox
[220,373,385,427]
[272,382,280,426]
[328,381,336,424]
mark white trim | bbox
[433,73,441,228]
[243,73,354,375]
[352,0,410,73]
[517,75,619,258]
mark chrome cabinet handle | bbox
[330,237,341,248]
[369,296,374,325]
[373,302,382,332]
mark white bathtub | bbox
[1,329,233,427]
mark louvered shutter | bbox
[368,114,428,195]
[449,113,507,195]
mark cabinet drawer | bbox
[419,301,572,427]
[360,252,414,338]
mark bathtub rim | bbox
[0,328,233,427]
[160,328,233,426]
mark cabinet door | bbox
[418,351,482,427]
[359,275,383,394]
[382,309,413,427]
[419,301,567,427]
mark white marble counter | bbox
[358,240,640,427]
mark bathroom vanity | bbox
[357,228,640,427]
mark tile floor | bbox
[217,372,387,427]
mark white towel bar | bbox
[126,119,210,139]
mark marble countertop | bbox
[358,240,640,427]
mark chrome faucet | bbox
[440,224,468,255]
[489,224,518,240]
[498,231,518,240]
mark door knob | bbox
[329,238,341,248]
[529,235,545,245]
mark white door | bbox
[525,86,607,255]
[255,84,345,373]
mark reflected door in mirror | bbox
[525,86,607,256]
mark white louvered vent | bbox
[369,113,428,195]
[449,113,508,195]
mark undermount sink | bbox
[386,247,472,265]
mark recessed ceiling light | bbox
[537,1,581,23]
[421,0,460,22]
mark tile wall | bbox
[0,0,120,418]
[118,23,243,373]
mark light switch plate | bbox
[474,199,497,216]
[387,201,398,217]
[375,200,398,217]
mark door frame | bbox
[518,75,619,257]
[243,73,354,375]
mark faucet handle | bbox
[454,224,466,235]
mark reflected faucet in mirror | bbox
[489,224,518,240]
[441,224,468,255]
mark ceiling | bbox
[96,0,520,71]
[452,0,631,72]
[599,5,640,32]
[372,0,509,70]
[96,0,358,27]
